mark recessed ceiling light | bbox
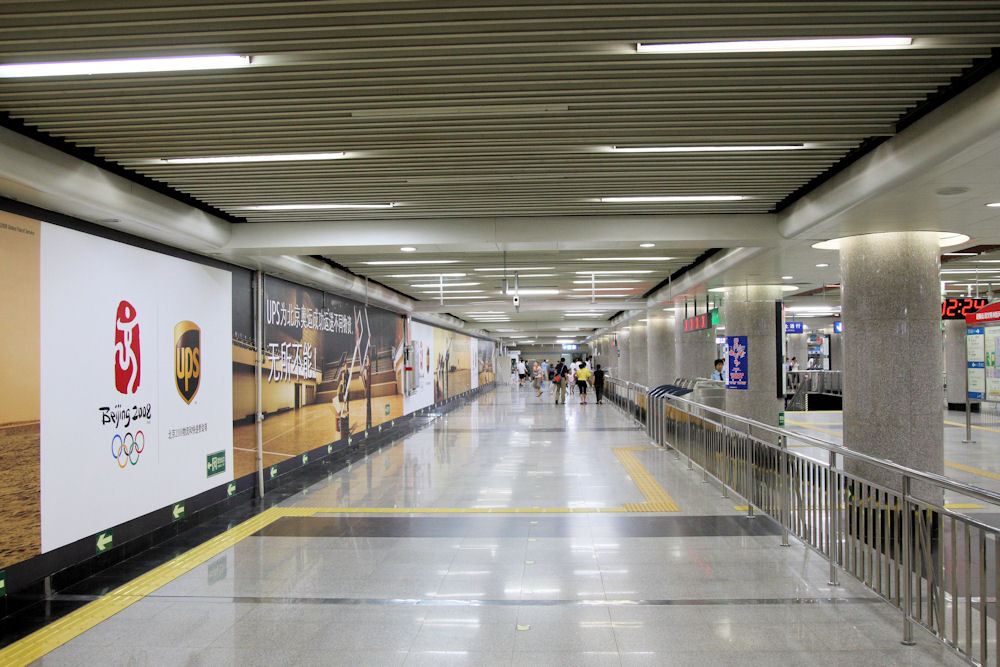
[987,202,1000,207]
[240,203,396,211]
[579,256,673,261]
[812,231,969,250]
[709,285,799,293]
[504,289,559,295]
[782,275,794,280]
[420,290,484,294]
[363,260,459,265]
[639,243,656,248]
[152,151,346,165]
[400,246,417,252]
[571,287,637,291]
[600,196,743,203]
[572,279,641,284]
[942,252,977,256]
[566,294,633,298]
[612,144,806,153]
[474,267,554,272]
[816,263,830,268]
[636,37,912,54]
[0,54,252,78]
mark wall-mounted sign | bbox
[943,297,987,320]
[833,321,843,334]
[683,308,719,332]
[724,335,749,391]
[785,322,804,334]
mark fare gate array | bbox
[604,376,1000,666]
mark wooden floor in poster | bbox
[0,421,40,569]
[232,395,404,478]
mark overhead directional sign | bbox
[172,502,185,521]
[96,529,114,555]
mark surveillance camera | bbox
[512,295,520,307]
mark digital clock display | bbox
[941,297,987,320]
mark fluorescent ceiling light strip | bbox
[504,289,559,295]
[426,295,486,300]
[571,279,641,284]
[240,203,395,210]
[0,54,251,78]
[576,270,653,275]
[474,267,554,272]
[364,260,459,265]
[612,144,805,153]
[419,290,484,294]
[411,282,480,287]
[387,273,466,278]
[578,256,673,261]
[571,287,637,292]
[155,152,346,165]
[636,37,912,54]
[567,294,632,299]
[600,196,743,203]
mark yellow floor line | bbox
[944,419,1000,435]
[0,507,288,666]
[785,420,843,438]
[790,419,1000,488]
[945,461,1000,483]
[612,447,680,512]
[307,506,626,514]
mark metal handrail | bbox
[606,373,1000,663]
[608,375,1000,507]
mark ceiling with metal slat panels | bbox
[2,1,1000,334]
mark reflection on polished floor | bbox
[35,386,961,665]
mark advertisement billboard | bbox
[725,335,749,390]
[38,222,233,552]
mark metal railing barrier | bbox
[604,375,1000,665]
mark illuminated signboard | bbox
[561,344,578,351]
[833,321,843,334]
[683,308,719,332]
[785,322,804,334]
[942,298,987,320]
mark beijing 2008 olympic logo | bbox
[114,300,141,394]
[111,431,145,468]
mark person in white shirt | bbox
[516,359,527,386]
[569,359,579,394]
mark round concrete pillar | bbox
[629,317,648,387]
[840,231,943,500]
[646,307,677,387]
[721,285,784,434]
[944,320,967,409]
[617,326,631,382]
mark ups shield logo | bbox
[174,321,201,404]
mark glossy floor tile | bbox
[31,386,966,665]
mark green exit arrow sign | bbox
[270,465,277,479]
[0,569,6,597]
[778,411,786,427]
[96,530,113,555]
[206,450,226,478]
[227,482,236,497]
[302,452,309,465]
[172,502,185,521]
[327,444,333,455]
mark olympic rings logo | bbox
[111,431,145,468]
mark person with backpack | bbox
[552,357,568,405]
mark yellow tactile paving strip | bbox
[613,446,681,512]
[0,445,682,663]
[0,506,289,666]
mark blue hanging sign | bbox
[785,322,803,334]
[725,335,749,390]
[834,321,843,334]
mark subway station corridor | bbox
[30,385,959,666]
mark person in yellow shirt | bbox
[575,362,592,404]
